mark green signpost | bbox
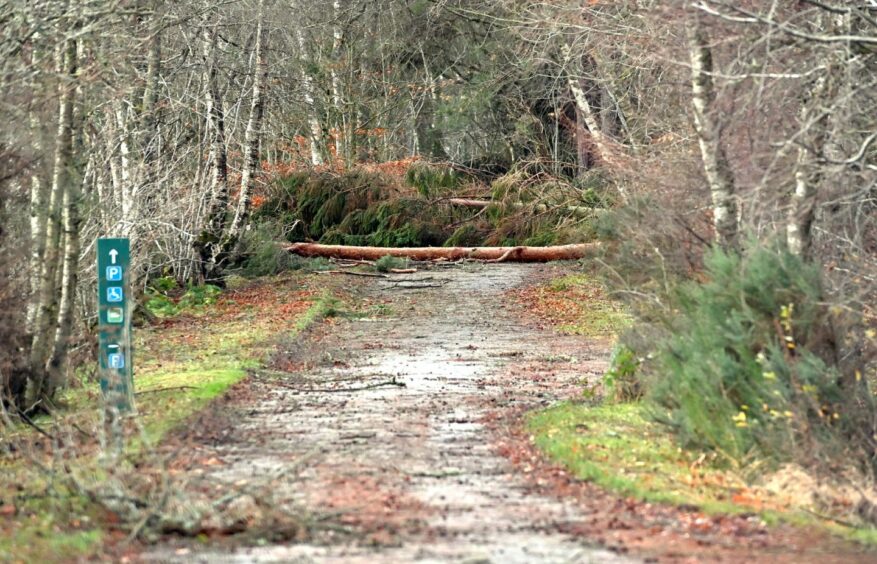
[97,238,133,412]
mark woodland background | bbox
[1,0,876,501]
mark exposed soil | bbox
[139,264,874,563]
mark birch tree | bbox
[28,24,78,408]
[195,21,231,281]
[686,15,738,249]
[228,0,269,243]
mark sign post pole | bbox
[97,238,133,415]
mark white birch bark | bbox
[27,116,48,332]
[687,19,738,249]
[228,0,268,240]
[562,44,628,203]
[295,25,325,166]
[28,34,77,405]
[331,0,347,162]
[115,102,135,237]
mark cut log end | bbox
[285,242,598,263]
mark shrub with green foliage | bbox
[239,223,299,277]
[374,255,408,272]
[405,161,460,197]
[649,245,874,472]
[604,344,643,402]
[145,282,221,318]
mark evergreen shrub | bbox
[649,244,874,471]
[604,344,643,402]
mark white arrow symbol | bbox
[109,249,118,264]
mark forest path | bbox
[141,264,870,563]
[145,263,629,562]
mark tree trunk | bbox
[195,24,230,281]
[788,141,821,257]
[331,0,347,163]
[27,117,48,332]
[687,18,738,249]
[137,10,162,224]
[286,242,598,262]
[46,146,84,402]
[787,74,831,257]
[228,0,268,243]
[562,44,627,203]
[114,102,135,237]
[28,34,77,409]
[415,72,447,160]
[295,25,325,166]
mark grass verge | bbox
[529,402,779,515]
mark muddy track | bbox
[142,264,872,563]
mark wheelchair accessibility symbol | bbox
[107,286,124,303]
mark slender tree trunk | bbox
[46,149,84,400]
[414,65,447,160]
[687,18,738,249]
[27,116,48,332]
[788,65,832,257]
[331,0,347,164]
[295,26,325,166]
[562,44,628,203]
[137,11,162,224]
[114,102,135,237]
[563,46,613,167]
[28,34,77,409]
[195,24,230,280]
[228,1,268,243]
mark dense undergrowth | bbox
[648,246,876,471]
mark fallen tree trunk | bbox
[286,242,597,262]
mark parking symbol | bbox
[106,266,123,281]
[107,287,123,303]
[108,352,125,369]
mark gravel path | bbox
[144,264,629,563]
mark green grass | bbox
[0,527,102,563]
[528,398,877,547]
[294,292,342,331]
[528,402,753,513]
